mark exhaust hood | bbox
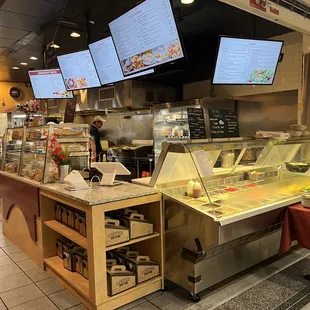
[76,80,177,114]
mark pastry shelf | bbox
[44,256,89,299]
[105,232,160,252]
[44,220,87,249]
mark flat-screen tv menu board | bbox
[57,50,101,90]
[29,69,73,99]
[109,0,184,76]
[89,36,155,85]
[212,37,283,85]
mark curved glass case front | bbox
[151,138,310,224]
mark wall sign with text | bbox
[187,108,207,139]
[209,109,240,138]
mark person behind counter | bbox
[90,115,106,162]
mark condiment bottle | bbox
[193,182,202,199]
[187,180,194,197]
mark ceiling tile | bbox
[1,0,66,19]
[0,26,28,40]
[0,10,43,31]
[0,37,16,47]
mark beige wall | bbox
[0,82,34,113]
[183,32,303,100]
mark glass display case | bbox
[153,100,201,162]
[43,124,89,183]
[150,138,310,299]
[151,139,310,225]
[2,128,24,174]
[1,124,90,184]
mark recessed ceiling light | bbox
[51,43,60,49]
[30,56,38,60]
[12,66,19,70]
[70,32,81,38]
[20,62,28,66]
[181,0,194,3]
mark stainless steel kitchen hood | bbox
[76,80,177,112]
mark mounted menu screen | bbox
[57,50,101,90]
[89,36,155,85]
[29,69,73,99]
[109,0,184,76]
[212,37,283,85]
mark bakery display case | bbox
[43,124,89,183]
[20,126,50,182]
[2,128,24,174]
[1,124,90,184]
[150,138,310,300]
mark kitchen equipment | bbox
[105,219,130,247]
[107,265,136,296]
[120,213,154,239]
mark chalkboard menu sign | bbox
[187,108,207,139]
[209,109,239,138]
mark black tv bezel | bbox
[57,49,102,91]
[211,35,284,86]
[28,68,74,100]
[108,0,186,78]
[88,36,155,86]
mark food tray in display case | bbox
[43,124,90,183]
[150,138,310,225]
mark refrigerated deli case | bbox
[150,138,310,300]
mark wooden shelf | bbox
[106,232,160,251]
[104,276,162,309]
[44,220,87,249]
[44,256,89,299]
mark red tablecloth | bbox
[280,203,310,254]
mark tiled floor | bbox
[0,219,86,310]
[2,212,310,310]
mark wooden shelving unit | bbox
[40,192,163,310]
[44,256,89,299]
[106,232,160,251]
[44,220,87,248]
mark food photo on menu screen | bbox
[213,37,283,85]
[57,50,101,90]
[109,0,185,76]
[89,36,155,85]
[28,69,73,99]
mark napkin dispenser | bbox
[64,171,89,191]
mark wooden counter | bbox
[0,171,163,310]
